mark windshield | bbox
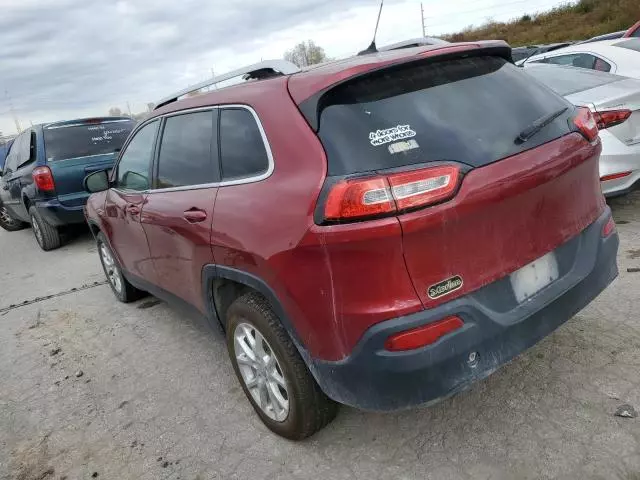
[525,65,621,96]
[317,55,573,176]
[44,119,135,161]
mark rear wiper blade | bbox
[515,107,568,145]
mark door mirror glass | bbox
[84,170,110,193]
[121,171,149,191]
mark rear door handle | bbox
[183,208,207,223]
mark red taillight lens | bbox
[32,166,55,192]
[601,171,632,182]
[594,109,632,130]
[323,165,460,222]
[602,216,616,238]
[324,177,394,220]
[387,165,460,210]
[573,107,599,143]
[384,316,464,351]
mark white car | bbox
[521,38,640,79]
[525,64,640,196]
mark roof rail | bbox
[154,59,300,110]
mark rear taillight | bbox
[325,177,394,220]
[601,171,632,182]
[602,216,616,238]
[594,109,632,130]
[323,165,460,222]
[384,316,464,351]
[32,166,55,192]
[387,165,460,211]
[573,107,599,143]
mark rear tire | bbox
[0,204,27,232]
[96,232,146,303]
[226,292,338,440]
[29,206,61,251]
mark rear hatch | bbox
[309,53,605,308]
[44,118,135,206]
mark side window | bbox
[545,53,599,70]
[17,132,36,169]
[593,57,612,72]
[219,108,269,181]
[156,111,215,189]
[5,133,26,172]
[116,121,158,191]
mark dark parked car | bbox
[0,117,135,249]
[84,42,618,440]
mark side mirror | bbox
[84,170,110,193]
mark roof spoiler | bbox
[298,41,512,131]
[154,59,301,110]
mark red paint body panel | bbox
[103,189,157,284]
[399,134,605,308]
[623,20,640,37]
[140,189,217,312]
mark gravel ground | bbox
[1,192,640,480]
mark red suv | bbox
[84,41,619,440]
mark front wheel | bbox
[96,232,146,302]
[226,292,338,440]
[0,204,27,232]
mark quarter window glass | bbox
[219,108,269,180]
[156,111,215,188]
[593,58,612,72]
[116,121,158,191]
[544,54,599,70]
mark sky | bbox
[0,0,572,135]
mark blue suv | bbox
[0,117,135,250]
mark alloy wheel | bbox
[0,206,14,225]
[99,242,122,294]
[234,322,289,422]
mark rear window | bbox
[44,119,135,161]
[317,56,573,176]
[614,38,640,52]
[525,65,620,96]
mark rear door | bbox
[141,110,218,311]
[104,120,159,283]
[44,118,135,207]
[315,55,603,308]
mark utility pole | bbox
[421,3,426,37]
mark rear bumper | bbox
[34,199,86,226]
[309,208,619,411]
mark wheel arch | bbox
[202,265,311,362]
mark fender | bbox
[201,265,318,372]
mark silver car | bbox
[525,64,640,196]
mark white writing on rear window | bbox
[369,125,416,146]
